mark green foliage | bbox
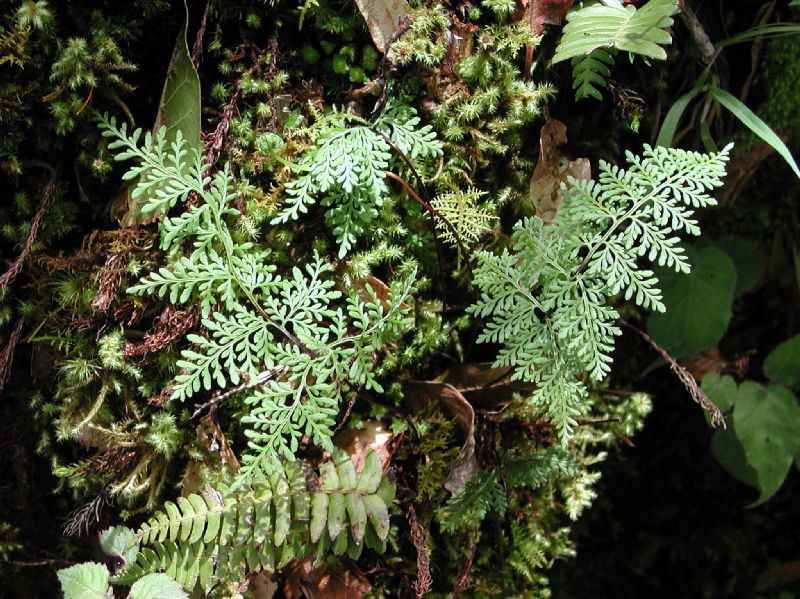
[128,574,188,599]
[271,103,442,257]
[438,447,576,533]
[57,562,112,599]
[100,114,415,479]
[571,49,614,101]
[469,145,731,440]
[553,0,679,63]
[647,244,737,358]
[764,334,800,388]
[704,374,800,504]
[110,452,394,591]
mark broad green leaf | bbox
[734,382,800,505]
[701,373,738,413]
[57,562,111,599]
[99,526,139,569]
[764,335,800,388]
[711,86,800,179]
[648,245,736,358]
[715,236,766,297]
[120,0,201,226]
[710,427,759,489]
[129,573,188,599]
[553,0,678,63]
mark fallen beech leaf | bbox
[404,380,478,493]
[528,109,590,223]
[353,0,411,53]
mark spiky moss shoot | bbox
[146,412,182,459]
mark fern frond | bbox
[430,188,497,248]
[114,452,395,592]
[469,145,731,442]
[553,0,679,63]
[571,49,615,101]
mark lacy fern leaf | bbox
[469,144,731,441]
[99,115,415,481]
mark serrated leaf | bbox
[128,573,188,599]
[57,563,111,599]
[701,373,738,414]
[648,245,736,358]
[715,236,766,297]
[764,335,800,389]
[553,0,678,63]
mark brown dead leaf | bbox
[529,109,590,223]
[285,558,371,599]
[404,380,478,494]
[436,362,535,408]
[681,347,727,382]
[353,0,411,53]
[334,420,393,474]
[523,0,575,37]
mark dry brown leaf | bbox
[285,558,371,599]
[404,380,478,494]
[523,0,575,36]
[529,109,590,223]
[436,362,535,408]
[334,420,393,474]
[353,0,411,53]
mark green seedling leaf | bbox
[648,245,737,358]
[701,373,738,413]
[764,335,800,388]
[57,562,111,599]
[129,573,188,599]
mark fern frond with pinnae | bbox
[469,144,731,442]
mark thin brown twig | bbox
[450,540,478,598]
[0,176,58,291]
[191,0,214,67]
[620,319,725,427]
[0,317,25,394]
